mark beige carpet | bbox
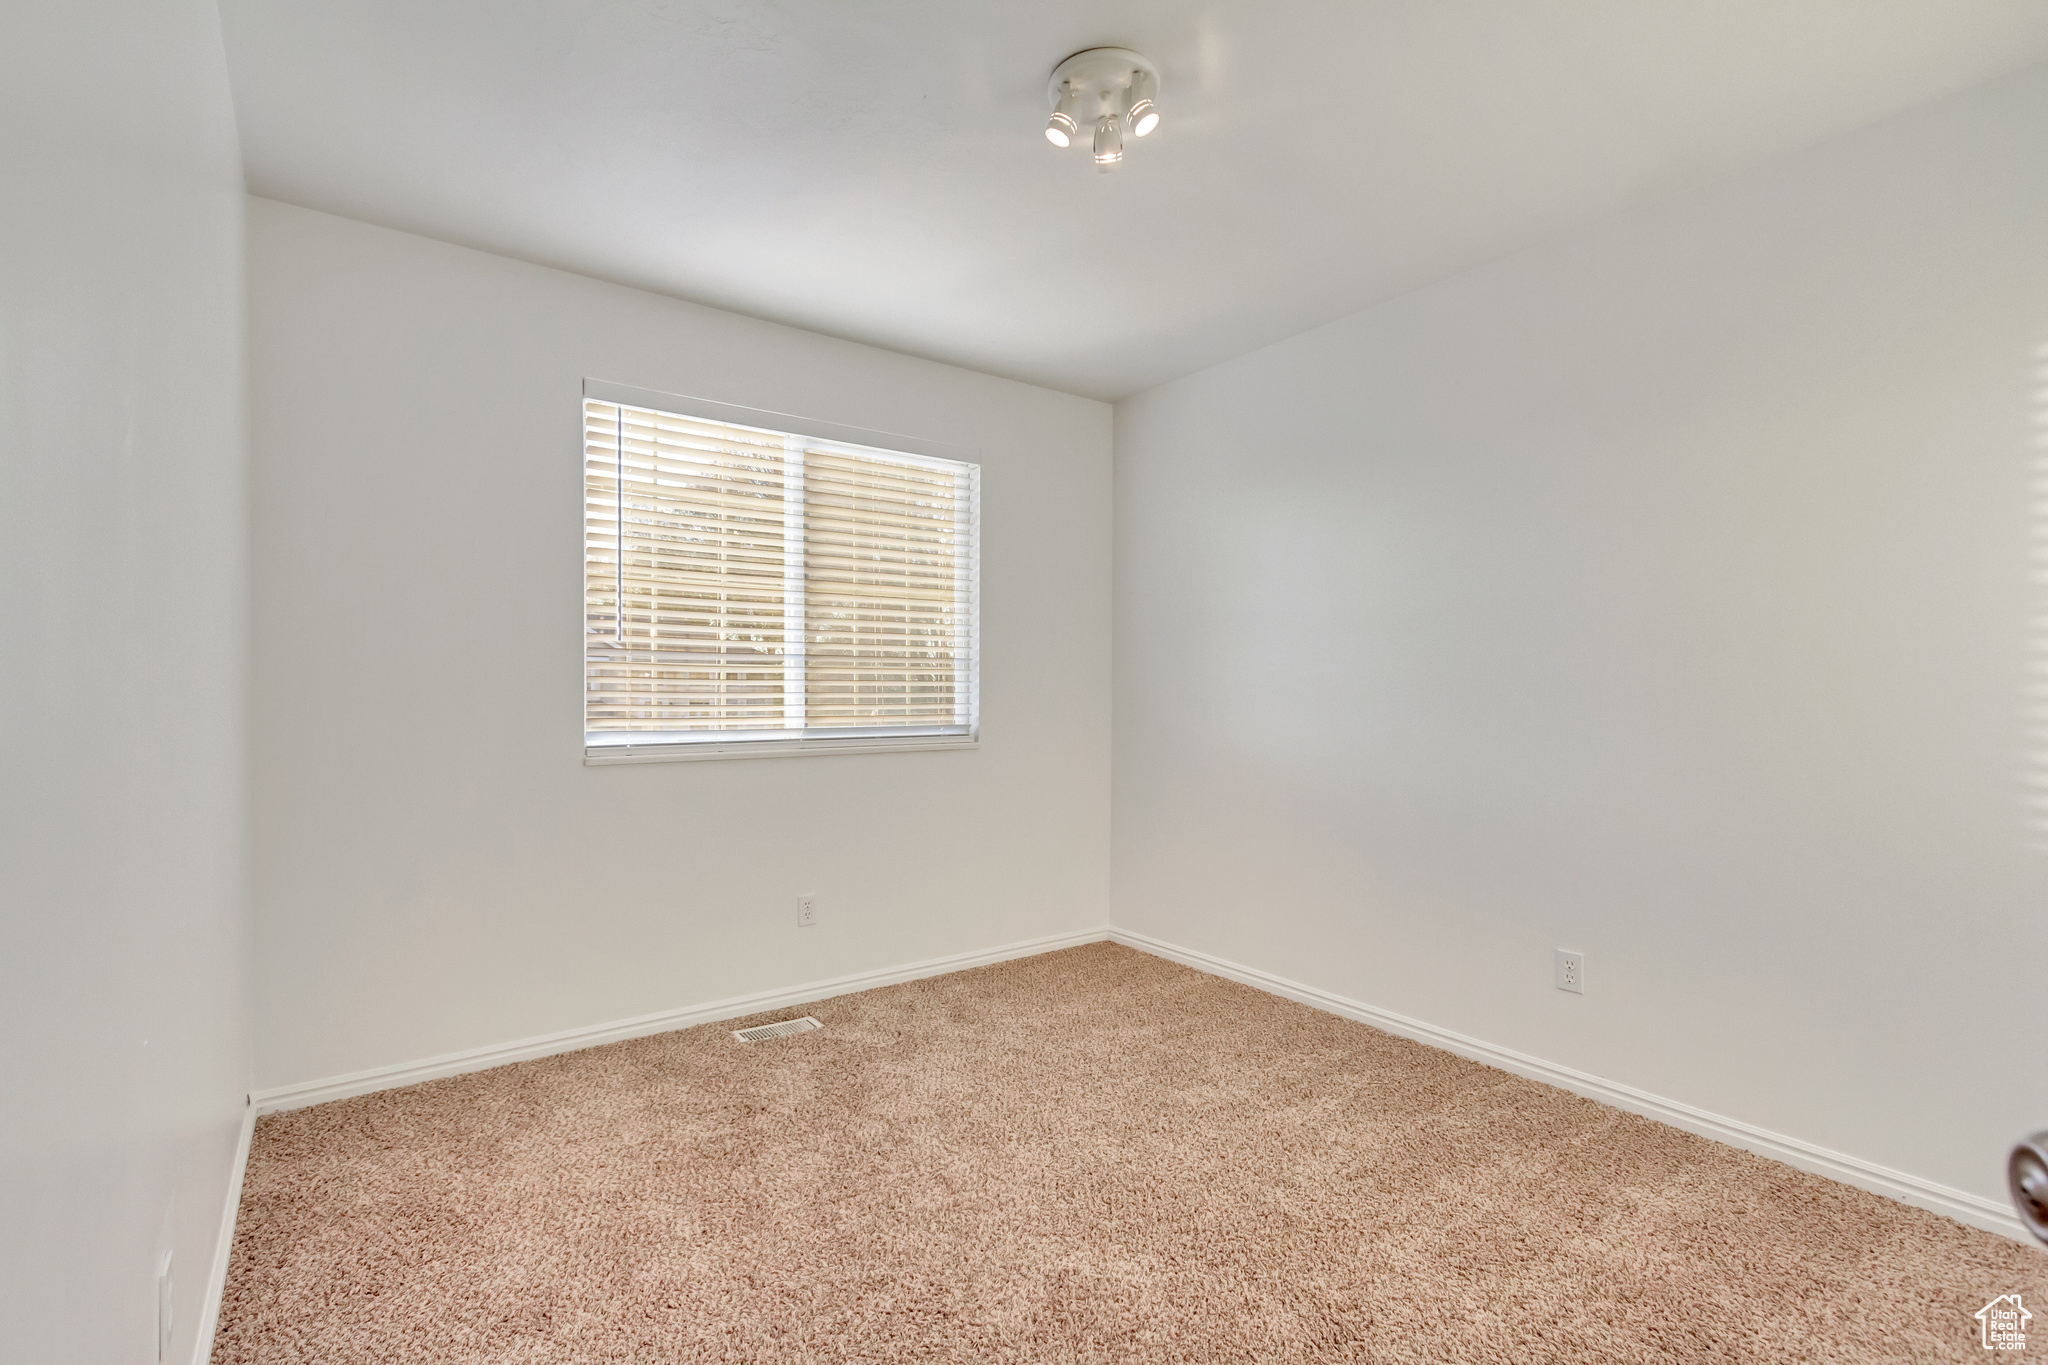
[214,942,2044,1362]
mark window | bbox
[583,386,979,762]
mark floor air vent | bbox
[733,1016,822,1043]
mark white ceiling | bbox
[220,2,2048,401]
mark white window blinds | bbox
[584,397,979,759]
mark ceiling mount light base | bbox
[1046,47,1161,171]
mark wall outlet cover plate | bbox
[1555,949,1584,994]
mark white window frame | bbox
[582,378,981,765]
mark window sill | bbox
[584,734,979,765]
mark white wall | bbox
[247,199,1112,1090]
[1114,62,2048,1206]
[0,3,250,1361]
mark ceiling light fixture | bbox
[1127,69,1160,138]
[1045,47,1160,173]
[1045,84,1081,148]
[1093,115,1123,170]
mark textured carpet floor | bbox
[215,942,2045,1362]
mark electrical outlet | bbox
[797,894,817,928]
[157,1253,173,1361]
[1555,949,1584,995]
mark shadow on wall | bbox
[2029,337,2048,852]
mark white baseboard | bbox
[1108,927,2027,1244]
[191,1097,255,1365]
[249,926,1113,1114]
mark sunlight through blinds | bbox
[584,398,979,756]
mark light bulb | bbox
[1127,69,1159,137]
[1046,84,1081,148]
[1093,114,1123,171]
